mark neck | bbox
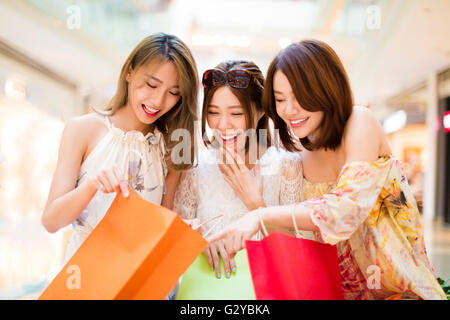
[112,104,154,135]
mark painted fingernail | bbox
[226,272,231,278]
[211,267,214,272]
[232,267,236,273]
[217,273,221,279]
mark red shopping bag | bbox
[245,231,344,300]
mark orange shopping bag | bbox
[39,189,207,300]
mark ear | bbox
[125,66,133,83]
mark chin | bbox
[291,127,310,139]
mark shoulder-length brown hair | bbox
[201,60,272,152]
[97,33,198,170]
[263,39,353,152]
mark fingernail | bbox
[217,273,221,279]
[226,272,231,278]
[211,267,214,272]
[232,267,236,273]
[124,189,129,198]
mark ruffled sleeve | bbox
[173,168,198,219]
[279,150,302,205]
[303,157,392,245]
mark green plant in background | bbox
[437,278,450,300]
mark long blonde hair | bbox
[99,33,198,170]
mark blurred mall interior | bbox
[0,0,449,299]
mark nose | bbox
[151,87,165,108]
[284,97,300,117]
[217,114,233,133]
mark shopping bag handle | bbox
[257,204,302,238]
[290,203,303,238]
[190,214,225,239]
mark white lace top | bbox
[173,146,304,238]
[62,116,167,265]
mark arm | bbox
[41,117,128,233]
[209,108,391,249]
[268,108,388,242]
[161,168,181,210]
[42,118,96,233]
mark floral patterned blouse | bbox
[299,156,446,300]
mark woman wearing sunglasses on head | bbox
[173,60,312,294]
[209,41,446,300]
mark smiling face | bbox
[207,86,249,152]
[273,70,323,141]
[126,60,181,126]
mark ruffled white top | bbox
[173,146,313,239]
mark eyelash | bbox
[207,112,243,116]
[146,82,179,96]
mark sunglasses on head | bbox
[202,68,255,89]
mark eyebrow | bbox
[144,74,180,89]
[209,104,243,109]
[273,90,285,94]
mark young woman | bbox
[209,40,446,300]
[173,60,309,285]
[41,33,199,268]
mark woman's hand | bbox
[218,147,265,211]
[204,239,236,279]
[207,210,261,256]
[90,165,129,197]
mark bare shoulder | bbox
[342,106,385,162]
[66,113,106,132]
[61,113,108,158]
[65,113,107,140]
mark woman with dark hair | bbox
[173,60,309,291]
[210,40,446,300]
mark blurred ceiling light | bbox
[225,35,250,48]
[192,34,250,47]
[383,110,407,134]
[192,34,224,46]
[279,37,292,49]
[194,0,317,31]
[444,111,450,133]
[5,78,26,101]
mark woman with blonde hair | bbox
[41,33,199,272]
